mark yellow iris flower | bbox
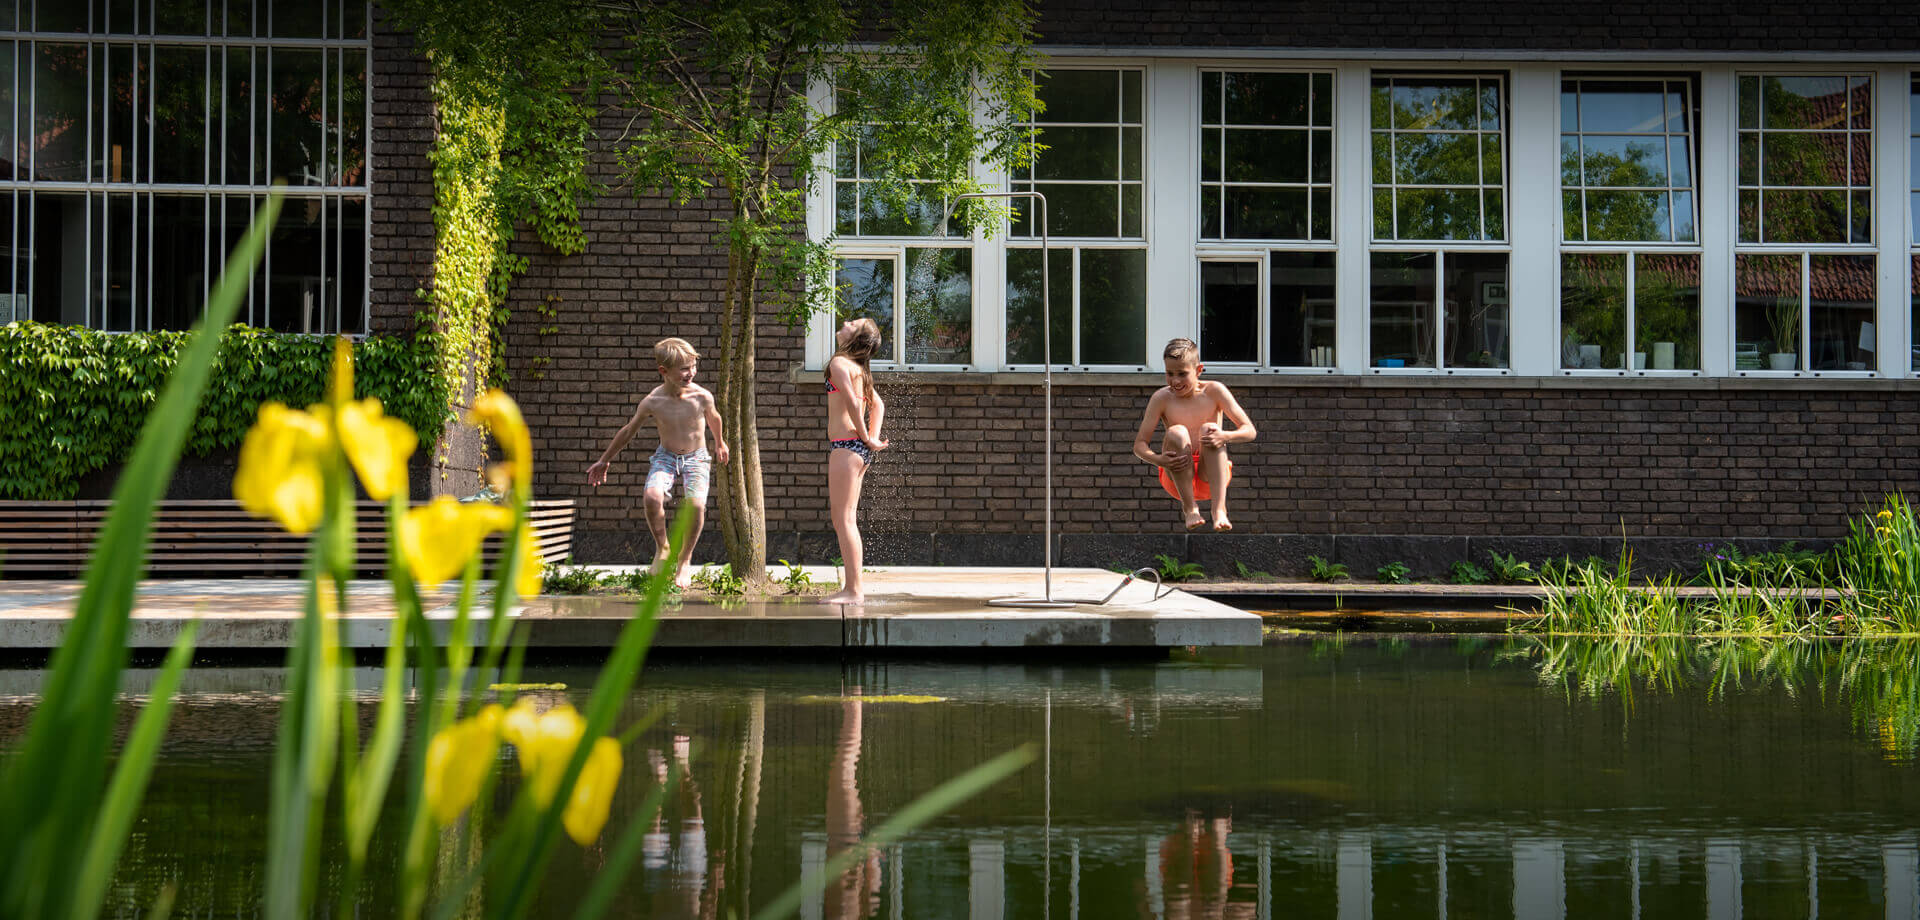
[424,704,503,826]
[1879,510,1895,522]
[472,389,532,490]
[500,699,622,845]
[515,522,545,598]
[399,497,514,586]
[337,398,418,502]
[233,402,333,534]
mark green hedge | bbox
[0,322,449,500]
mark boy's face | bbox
[659,359,697,388]
[1163,355,1202,395]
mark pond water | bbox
[4,635,1918,918]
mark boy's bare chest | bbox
[648,394,704,427]
[1163,393,1220,429]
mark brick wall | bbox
[366,3,1920,571]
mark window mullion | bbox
[1507,63,1557,375]
[1697,67,1736,377]
[1871,64,1910,376]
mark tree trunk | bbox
[714,238,768,583]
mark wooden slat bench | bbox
[0,499,576,579]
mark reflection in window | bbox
[834,250,973,366]
[1271,252,1336,367]
[1369,251,1509,370]
[0,10,371,331]
[1006,247,1146,366]
[1200,261,1258,363]
[1735,253,1876,372]
[1562,78,1697,242]
[835,257,897,362]
[1371,75,1506,241]
[1737,74,1873,244]
[1199,71,1333,241]
[830,96,956,238]
[1013,69,1143,239]
[1560,253,1701,371]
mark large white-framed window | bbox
[1368,73,1510,372]
[825,85,975,370]
[1733,73,1876,375]
[1005,66,1148,369]
[1195,69,1337,371]
[0,1,371,332]
[1558,76,1704,375]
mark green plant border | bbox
[0,322,446,500]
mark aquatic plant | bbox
[0,197,1032,918]
[1485,550,1537,584]
[1307,555,1349,583]
[1377,561,1412,584]
[1523,550,1697,635]
[1449,560,1492,585]
[1832,494,1920,632]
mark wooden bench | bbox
[0,499,576,578]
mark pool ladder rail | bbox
[986,567,1176,608]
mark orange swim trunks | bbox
[1156,454,1231,501]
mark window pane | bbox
[1563,191,1584,242]
[338,49,365,185]
[1560,252,1626,370]
[1395,188,1484,241]
[1224,128,1308,183]
[1635,253,1701,370]
[1760,132,1848,187]
[1121,185,1141,237]
[1311,73,1332,125]
[104,45,141,183]
[1271,251,1336,367]
[265,195,326,332]
[1223,187,1307,240]
[1445,252,1508,369]
[35,0,87,32]
[334,197,366,333]
[834,183,857,235]
[1032,126,1118,180]
[902,247,970,365]
[1386,78,1481,131]
[1031,182,1117,238]
[1036,70,1117,124]
[835,257,896,363]
[1120,70,1141,123]
[1371,134,1393,184]
[32,43,88,182]
[1200,186,1220,239]
[1581,135,1673,187]
[1738,133,1758,185]
[1760,76,1849,130]
[1586,190,1671,242]
[0,47,11,181]
[857,183,946,237]
[1202,72,1221,125]
[1738,75,1759,129]
[1575,81,1667,133]
[152,47,209,184]
[269,49,325,185]
[1371,189,1393,239]
[1370,251,1436,368]
[102,194,135,330]
[156,0,209,35]
[1760,189,1850,243]
[28,191,86,323]
[1309,188,1331,239]
[1671,191,1696,242]
[270,0,325,38]
[1734,253,1802,370]
[1079,248,1146,365]
[1912,255,1919,374]
[1121,126,1141,180]
[223,48,264,185]
[151,195,207,330]
[1223,71,1310,126]
[1201,129,1221,182]
[1808,254,1875,371]
[1005,248,1069,365]
[1392,132,1482,186]
[1484,190,1504,239]
[1199,261,1258,364]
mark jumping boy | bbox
[1131,338,1256,532]
[586,337,729,587]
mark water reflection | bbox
[7,639,1920,918]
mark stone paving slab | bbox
[0,567,1259,650]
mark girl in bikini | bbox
[823,318,887,604]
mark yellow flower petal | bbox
[562,737,622,846]
[424,705,502,826]
[1878,510,1895,521]
[233,402,332,534]
[330,337,354,406]
[503,699,586,808]
[515,522,544,598]
[471,390,532,489]
[399,497,512,586]
[338,398,417,501]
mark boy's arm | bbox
[1201,383,1257,448]
[586,401,650,486]
[1131,392,1182,468]
[703,393,730,464]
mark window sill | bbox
[787,364,1920,390]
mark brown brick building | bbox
[15,2,1918,576]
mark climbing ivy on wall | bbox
[384,0,606,407]
[0,323,446,500]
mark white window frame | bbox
[829,245,978,372]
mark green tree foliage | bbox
[608,0,1040,579]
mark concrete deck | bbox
[0,567,1260,651]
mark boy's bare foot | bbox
[1213,514,1233,533]
[1183,507,1206,532]
[821,588,864,605]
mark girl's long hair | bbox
[832,318,882,407]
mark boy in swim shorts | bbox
[586,337,730,587]
[1130,338,1257,532]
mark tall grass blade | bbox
[567,771,672,920]
[0,195,279,919]
[66,623,199,920]
[753,744,1038,920]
